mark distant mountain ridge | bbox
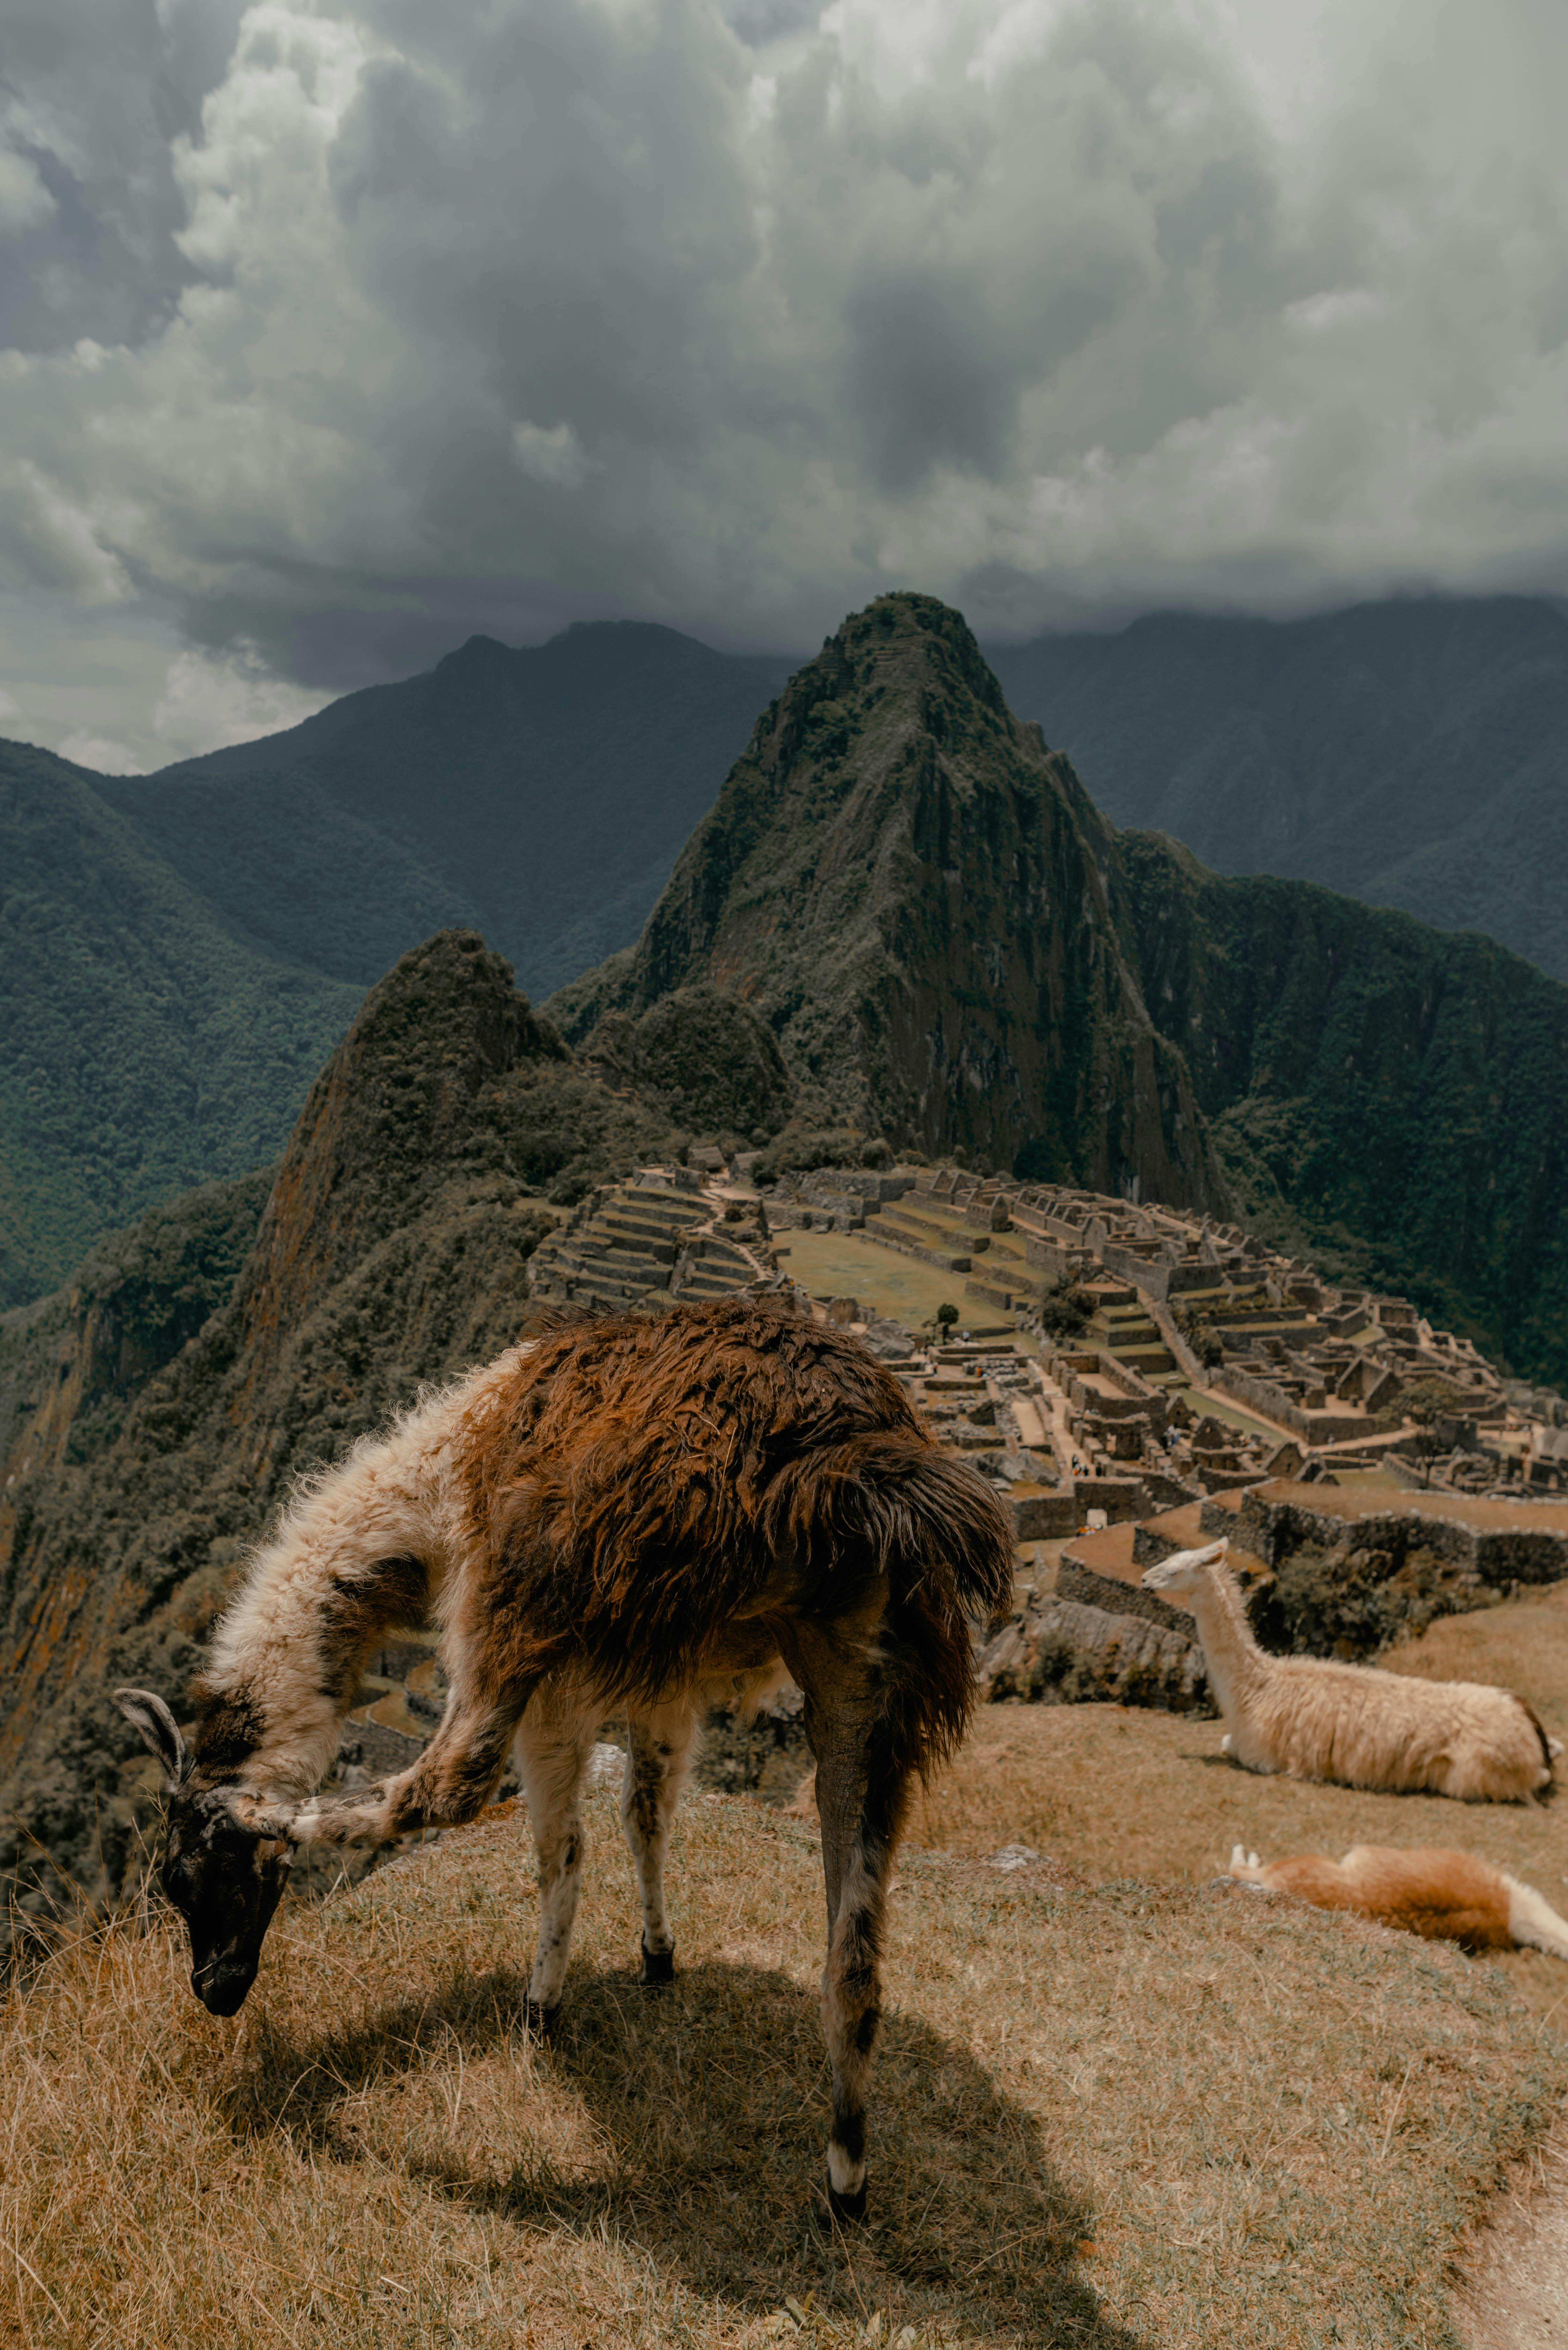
[986,595,1568,982]
[100,622,797,1000]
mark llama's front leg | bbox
[622,1704,698,1985]
[514,1707,599,2028]
[291,1687,529,1847]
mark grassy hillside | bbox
[986,595,1568,983]
[100,622,796,999]
[0,737,361,1309]
[2,1780,1559,2348]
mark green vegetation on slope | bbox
[1120,835,1568,1378]
[0,737,362,1310]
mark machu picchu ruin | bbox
[326,1130,1568,1784]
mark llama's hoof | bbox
[639,1940,675,1988]
[814,2174,868,2226]
[523,1998,559,2038]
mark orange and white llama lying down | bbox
[1227,1843,1568,1958]
[114,1299,1014,2223]
[1142,1539,1560,1800]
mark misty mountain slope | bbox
[100,621,796,999]
[0,738,361,1311]
[555,594,1568,1381]
[984,595,1568,980]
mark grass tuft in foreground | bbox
[2,1784,1563,2348]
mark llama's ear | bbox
[114,1688,187,1787]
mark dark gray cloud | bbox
[0,0,1565,768]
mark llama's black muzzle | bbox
[192,1951,260,2016]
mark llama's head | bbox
[115,1687,294,2016]
[1140,1536,1229,1596]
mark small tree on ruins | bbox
[1039,1279,1092,1343]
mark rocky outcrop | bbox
[977,1592,1211,1714]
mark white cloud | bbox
[150,642,330,761]
[0,0,1566,748]
[512,420,598,489]
[57,729,144,773]
[0,144,57,233]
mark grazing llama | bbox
[1227,1842,1568,1958]
[116,1299,1013,2220]
[1141,1540,1558,1800]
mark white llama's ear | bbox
[114,1688,187,1788]
[1229,1844,1247,1869]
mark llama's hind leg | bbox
[622,1702,699,1987]
[514,1702,599,2028]
[793,1647,910,2225]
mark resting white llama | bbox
[1141,1540,1558,1801]
[1227,1842,1568,1958]
[114,1299,1014,2223]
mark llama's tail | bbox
[766,1433,1015,1777]
[1502,1873,1568,1960]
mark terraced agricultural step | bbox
[598,1216,682,1255]
[600,1235,677,1268]
[964,1278,1020,1311]
[878,1204,961,1241]
[675,1272,753,1299]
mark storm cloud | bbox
[3,0,1566,766]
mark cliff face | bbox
[0,932,676,1931]
[1120,835,1568,1380]
[552,596,1225,1211]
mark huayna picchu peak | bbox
[551,593,1223,1215]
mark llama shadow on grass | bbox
[231,1956,1138,2346]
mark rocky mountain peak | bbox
[552,595,1219,1207]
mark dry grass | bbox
[2,1781,1563,2350]
[911,1584,1568,2019]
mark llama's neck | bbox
[1185,1561,1270,1725]
[186,1346,526,1804]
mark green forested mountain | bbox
[99,622,795,999]
[554,594,1568,1382]
[985,595,1568,982]
[0,738,361,1309]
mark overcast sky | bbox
[3,0,1566,771]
